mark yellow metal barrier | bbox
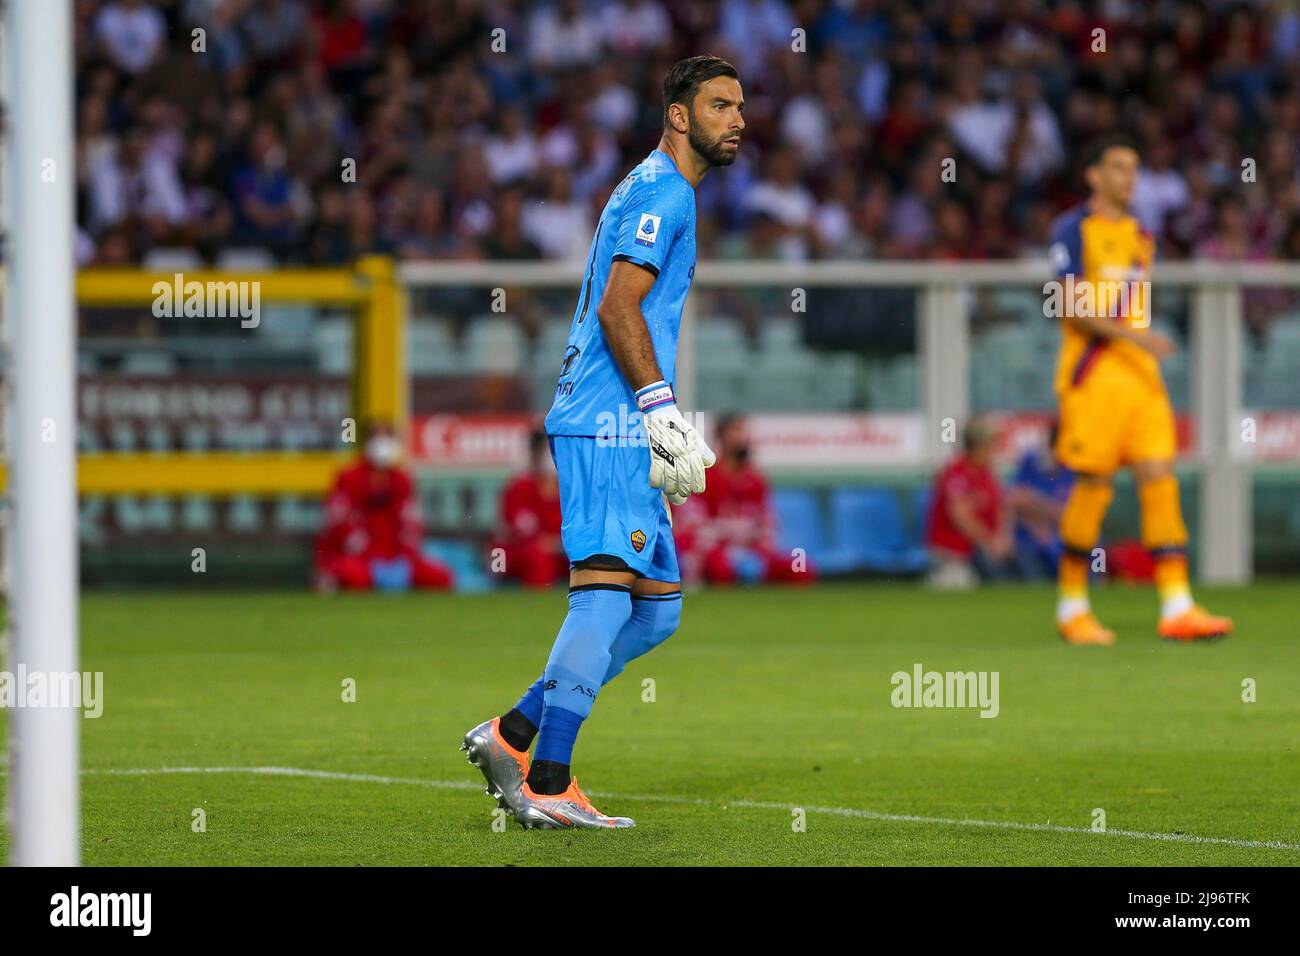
[75,268,371,307]
[76,452,356,495]
[3,257,404,496]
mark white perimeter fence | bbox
[402,259,1300,585]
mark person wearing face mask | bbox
[675,414,815,586]
[314,421,454,592]
[492,429,568,589]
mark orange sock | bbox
[1057,480,1113,616]
[1059,553,1089,599]
[1153,552,1192,615]
[1139,475,1192,617]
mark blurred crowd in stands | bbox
[73,0,1300,270]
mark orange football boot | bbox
[516,776,635,829]
[461,716,530,812]
[1159,605,1233,642]
[1058,610,1116,646]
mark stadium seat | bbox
[313,317,353,373]
[536,317,572,362]
[758,317,800,352]
[121,351,178,375]
[215,247,276,271]
[771,488,825,565]
[989,288,1044,324]
[1268,315,1300,347]
[408,318,460,374]
[864,357,918,411]
[466,316,523,373]
[812,353,858,410]
[697,317,748,357]
[422,539,493,593]
[141,247,204,270]
[819,488,929,575]
[910,487,933,545]
[744,348,821,410]
[257,305,316,345]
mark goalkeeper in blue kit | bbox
[462,56,745,828]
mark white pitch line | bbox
[66,765,1300,853]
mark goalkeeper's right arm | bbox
[596,259,665,390]
[596,261,714,502]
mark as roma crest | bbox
[630,529,646,553]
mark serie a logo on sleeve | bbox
[635,213,661,246]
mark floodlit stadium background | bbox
[16,0,1300,587]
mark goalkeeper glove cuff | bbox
[635,380,676,413]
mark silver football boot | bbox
[515,776,636,829]
[460,717,530,814]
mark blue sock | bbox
[602,592,682,685]
[532,585,634,765]
[533,706,585,765]
[512,677,545,728]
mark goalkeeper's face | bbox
[685,76,745,168]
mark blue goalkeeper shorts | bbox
[548,435,679,582]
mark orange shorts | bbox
[1055,361,1175,475]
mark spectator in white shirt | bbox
[742,149,815,260]
[483,108,540,186]
[1132,139,1189,238]
[521,167,593,260]
[719,0,796,76]
[603,0,672,56]
[87,129,187,235]
[946,71,1063,185]
[586,62,638,133]
[529,0,604,68]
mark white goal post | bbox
[2,0,80,866]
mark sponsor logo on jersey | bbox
[635,213,661,247]
[561,344,580,375]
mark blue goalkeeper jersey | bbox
[545,149,697,438]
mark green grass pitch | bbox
[1,581,1297,866]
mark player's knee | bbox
[1074,470,1114,489]
[546,586,634,696]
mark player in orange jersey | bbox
[1046,136,1231,645]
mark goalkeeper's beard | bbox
[688,111,737,168]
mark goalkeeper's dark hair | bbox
[663,55,740,126]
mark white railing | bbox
[401,258,1300,584]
